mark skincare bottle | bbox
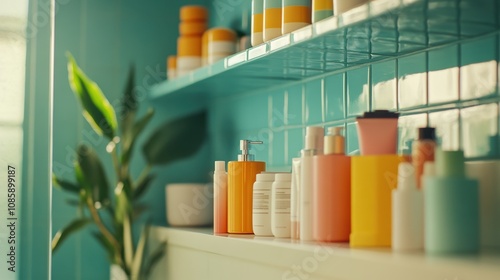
[228,140,266,234]
[356,110,399,155]
[271,173,292,238]
[300,126,324,241]
[251,0,264,46]
[253,173,276,236]
[213,161,228,234]
[263,0,283,42]
[290,158,301,239]
[424,149,479,254]
[313,126,351,242]
[203,28,237,64]
[167,55,177,80]
[177,6,208,76]
[312,0,334,23]
[282,0,311,34]
[392,162,423,251]
[412,127,436,189]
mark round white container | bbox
[166,183,213,227]
[271,173,292,238]
[253,173,276,236]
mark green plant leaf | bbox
[123,213,134,270]
[121,109,155,166]
[121,66,137,125]
[76,145,110,208]
[142,110,207,165]
[52,218,92,253]
[131,225,149,280]
[52,173,81,194]
[133,173,155,200]
[142,241,166,279]
[114,183,130,224]
[67,53,117,139]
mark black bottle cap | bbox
[418,127,436,140]
[357,110,399,119]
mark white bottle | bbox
[253,173,276,236]
[392,162,424,251]
[214,161,228,234]
[300,126,324,241]
[290,158,301,239]
[272,173,292,238]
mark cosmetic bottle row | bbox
[213,110,480,255]
[251,0,373,45]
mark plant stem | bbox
[111,147,121,181]
[135,165,152,189]
[86,196,124,267]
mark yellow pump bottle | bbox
[228,140,266,233]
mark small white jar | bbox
[271,173,292,238]
[252,173,276,236]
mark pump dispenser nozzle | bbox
[238,140,263,161]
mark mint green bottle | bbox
[424,149,479,254]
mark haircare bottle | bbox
[392,162,423,251]
[290,157,301,239]
[412,127,436,189]
[300,126,324,241]
[251,0,264,46]
[214,161,228,234]
[263,0,283,42]
[228,140,266,233]
[313,127,351,242]
[253,173,276,236]
[271,173,292,238]
[282,0,311,34]
[312,0,334,23]
[424,149,479,254]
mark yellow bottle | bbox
[228,140,266,233]
[350,155,405,247]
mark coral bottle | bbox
[313,127,351,242]
[228,140,266,233]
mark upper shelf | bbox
[149,0,498,102]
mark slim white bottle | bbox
[213,161,228,234]
[253,173,276,236]
[392,162,424,251]
[271,173,292,238]
[300,126,324,241]
[290,158,301,239]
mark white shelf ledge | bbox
[150,226,500,280]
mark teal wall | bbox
[210,34,500,168]
[51,0,500,278]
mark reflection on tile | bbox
[429,109,460,150]
[272,129,285,167]
[286,84,304,126]
[346,122,359,155]
[347,67,370,117]
[398,114,428,155]
[305,79,324,125]
[461,36,497,100]
[428,46,459,104]
[324,73,345,121]
[398,52,427,109]
[461,103,498,158]
[287,128,304,161]
[269,90,285,128]
[372,60,396,110]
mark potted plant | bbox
[51,54,207,279]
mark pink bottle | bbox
[213,161,228,234]
[313,127,351,242]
